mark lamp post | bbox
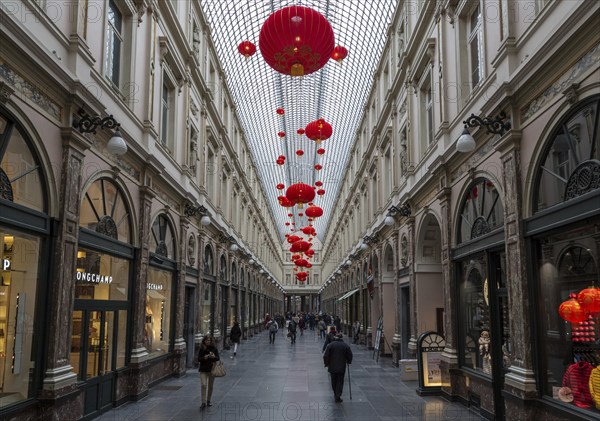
[456,112,511,153]
[73,110,127,155]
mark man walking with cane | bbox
[323,333,353,403]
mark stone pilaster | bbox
[406,217,418,356]
[172,215,189,375]
[41,128,90,397]
[438,186,459,396]
[495,132,537,415]
[130,185,154,365]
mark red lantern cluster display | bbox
[238,41,257,58]
[559,289,600,329]
[259,6,335,77]
[572,314,596,343]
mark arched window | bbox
[458,178,504,243]
[204,245,214,275]
[80,178,131,243]
[534,96,600,212]
[220,254,227,281]
[231,262,237,285]
[0,114,47,212]
[149,214,175,260]
[240,269,245,287]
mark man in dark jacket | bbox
[288,318,297,344]
[323,334,353,402]
[230,321,242,358]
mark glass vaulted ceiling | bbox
[200,0,398,243]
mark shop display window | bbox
[201,282,214,335]
[145,267,172,355]
[75,248,129,300]
[458,178,504,244]
[0,124,45,212]
[0,229,40,406]
[536,221,600,414]
[79,178,131,243]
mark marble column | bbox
[406,217,417,356]
[438,186,458,396]
[496,132,537,417]
[41,128,90,398]
[172,215,189,375]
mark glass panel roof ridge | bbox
[200,0,398,243]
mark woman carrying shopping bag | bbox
[198,336,220,409]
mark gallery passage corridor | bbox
[96,330,483,421]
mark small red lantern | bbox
[306,263,313,268]
[315,164,323,170]
[315,181,323,187]
[276,108,285,116]
[317,188,325,196]
[559,294,587,323]
[296,149,304,156]
[297,128,305,135]
[298,213,304,217]
[278,131,286,138]
[305,119,333,145]
[578,287,600,313]
[277,183,285,190]
[287,212,293,217]
[285,222,290,226]
[331,45,348,63]
[237,41,257,58]
[286,183,315,208]
[279,197,295,208]
[259,6,335,77]
[317,148,325,155]
[305,205,323,218]
[276,159,285,165]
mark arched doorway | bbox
[381,245,395,355]
[415,213,444,336]
[74,177,134,416]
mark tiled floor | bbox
[96,330,484,420]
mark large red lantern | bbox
[331,45,348,63]
[290,240,311,253]
[305,205,323,218]
[578,287,600,313]
[296,271,308,281]
[238,41,257,58]
[301,226,315,235]
[559,294,587,323]
[259,6,335,77]
[295,258,309,267]
[305,249,315,257]
[286,183,315,208]
[305,119,332,145]
[287,235,301,244]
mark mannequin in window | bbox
[479,330,491,374]
[144,299,154,350]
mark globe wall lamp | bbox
[385,203,411,226]
[73,109,127,155]
[345,259,352,267]
[184,203,208,218]
[248,259,255,265]
[456,112,511,153]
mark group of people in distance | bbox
[197,312,361,409]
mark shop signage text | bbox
[2,259,10,270]
[76,271,113,284]
[147,283,164,291]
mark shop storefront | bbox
[201,245,215,336]
[453,177,509,419]
[0,108,50,412]
[527,95,600,419]
[74,177,134,417]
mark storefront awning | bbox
[336,288,359,303]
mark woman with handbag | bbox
[198,336,220,409]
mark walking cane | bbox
[347,363,352,400]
